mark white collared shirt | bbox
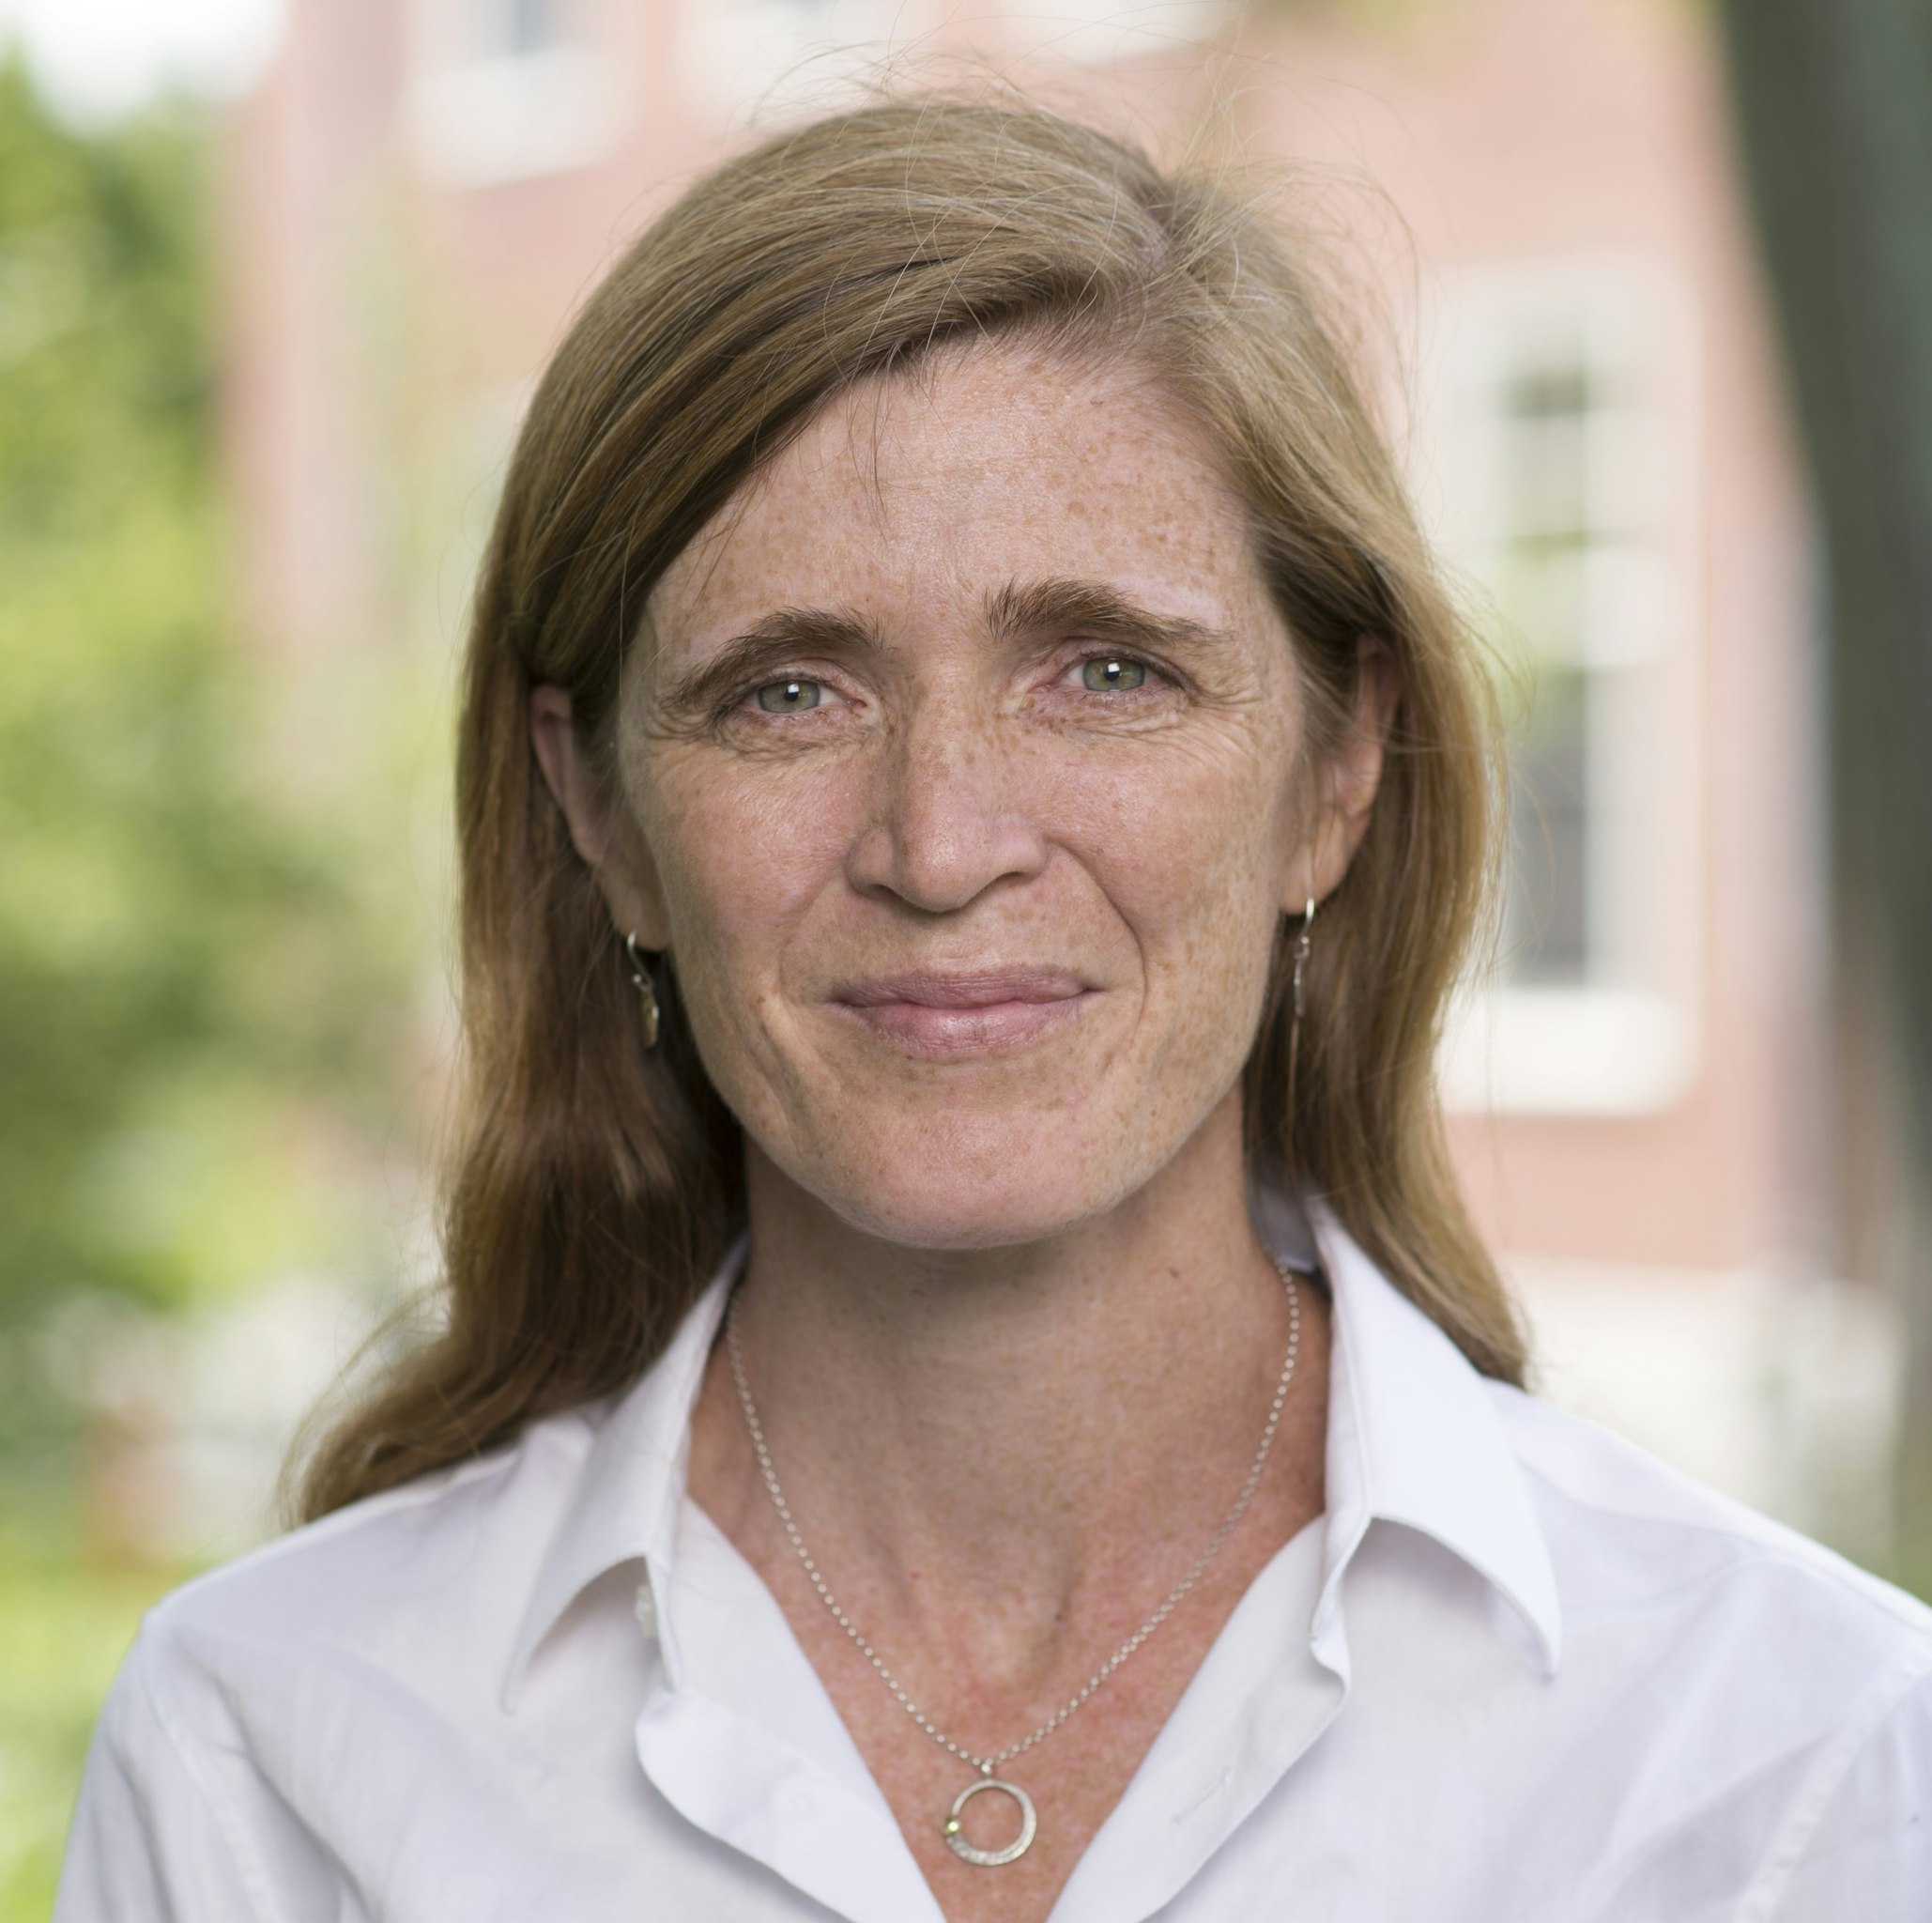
[55,1195,1932,1922]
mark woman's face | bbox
[541,338,1387,1248]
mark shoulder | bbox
[130,1402,606,1740]
[61,1407,622,1920]
[1479,1387,1932,1914]
[1489,1377,1932,1704]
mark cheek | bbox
[645,753,860,984]
[1064,731,1288,968]
[1055,741,1289,1147]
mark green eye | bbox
[1081,656,1147,692]
[755,679,822,713]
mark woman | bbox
[57,98,1931,1921]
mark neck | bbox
[690,1090,1323,1674]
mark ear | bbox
[529,684,672,949]
[1286,637,1400,912]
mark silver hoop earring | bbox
[1286,894,1316,1118]
[624,931,661,1052]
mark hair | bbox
[289,92,1526,1525]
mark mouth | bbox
[829,967,1096,1059]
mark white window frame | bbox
[406,0,625,189]
[1415,255,1705,1116]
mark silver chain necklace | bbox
[725,1254,1303,1869]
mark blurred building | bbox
[192,0,1892,1556]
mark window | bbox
[1004,0,1225,69]
[496,0,565,58]
[1422,259,1703,1114]
[676,0,1223,124]
[407,0,625,188]
[1495,351,1608,988]
[677,0,915,121]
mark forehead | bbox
[643,339,1268,657]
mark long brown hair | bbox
[290,95,1524,1525]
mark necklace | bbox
[725,1253,1303,1869]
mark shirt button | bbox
[634,1582,659,1638]
[786,1786,815,1817]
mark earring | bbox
[624,931,661,1051]
[1286,894,1316,1118]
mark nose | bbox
[843,694,1050,914]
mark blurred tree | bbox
[0,54,413,1465]
[1715,2,1932,1573]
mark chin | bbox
[797,1108,1150,1252]
[831,1185,1107,1253]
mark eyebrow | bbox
[653,577,1231,717]
[982,577,1233,654]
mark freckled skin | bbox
[529,339,1390,1923]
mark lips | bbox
[830,967,1094,1057]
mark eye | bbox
[1078,655,1149,692]
[753,678,825,714]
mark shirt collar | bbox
[501,1195,1560,1710]
[1290,1188,1563,1679]
[501,1236,745,1712]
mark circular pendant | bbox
[941,1776,1038,1867]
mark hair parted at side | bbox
[288,90,1526,1525]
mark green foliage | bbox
[0,1508,196,1918]
[0,54,416,1452]
[0,64,432,1903]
